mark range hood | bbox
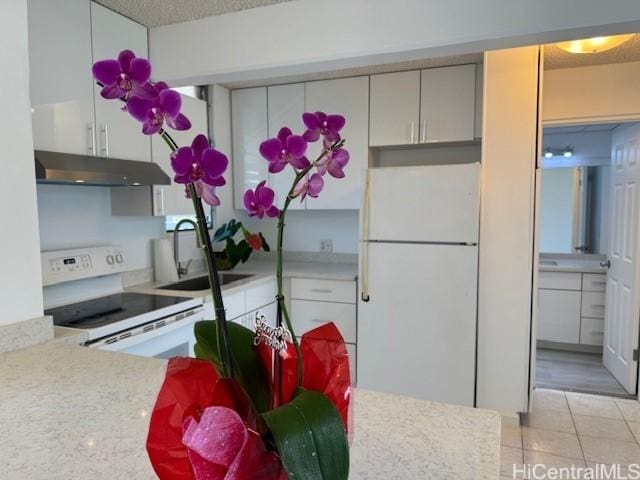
[34,150,171,187]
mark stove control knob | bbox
[115,254,124,264]
[106,255,115,265]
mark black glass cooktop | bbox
[46,292,192,329]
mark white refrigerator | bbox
[358,163,480,406]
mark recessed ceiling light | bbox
[75,179,86,183]
[563,147,573,158]
[132,182,141,186]
[544,148,553,159]
[556,34,634,54]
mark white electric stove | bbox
[42,246,204,358]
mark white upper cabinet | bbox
[267,84,305,210]
[28,0,151,162]
[420,64,476,143]
[305,76,369,210]
[232,87,268,209]
[152,94,208,216]
[28,0,95,155]
[369,71,420,147]
[91,2,151,162]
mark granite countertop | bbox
[0,340,499,479]
[539,254,607,274]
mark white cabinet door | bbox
[291,300,356,343]
[152,94,209,216]
[232,87,268,209]
[420,65,476,143]
[28,0,95,155]
[537,289,581,343]
[369,71,420,147]
[91,2,151,162]
[305,77,369,210]
[267,84,305,210]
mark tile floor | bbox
[501,388,640,479]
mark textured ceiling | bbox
[544,34,640,70]
[222,52,485,89]
[94,0,294,27]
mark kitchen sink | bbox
[159,273,254,291]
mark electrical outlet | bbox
[320,239,333,253]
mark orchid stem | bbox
[276,139,344,388]
[160,129,233,379]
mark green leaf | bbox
[262,389,349,480]
[259,232,270,252]
[213,219,243,243]
[194,320,271,413]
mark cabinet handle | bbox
[591,281,607,286]
[87,123,96,154]
[311,319,327,323]
[590,331,604,335]
[410,121,415,144]
[420,120,426,143]
[590,304,605,309]
[99,124,109,156]
[310,288,332,293]
[155,188,164,216]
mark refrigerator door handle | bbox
[360,169,371,302]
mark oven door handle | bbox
[87,307,204,350]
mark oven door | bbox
[88,307,204,359]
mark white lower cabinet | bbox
[538,289,581,343]
[537,271,607,347]
[290,277,358,382]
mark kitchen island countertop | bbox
[0,339,499,479]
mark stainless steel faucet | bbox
[173,219,200,278]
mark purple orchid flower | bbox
[293,173,324,202]
[243,181,280,218]
[186,180,222,206]
[127,82,191,135]
[302,112,346,143]
[92,50,156,100]
[317,139,350,178]
[171,134,228,186]
[259,127,309,173]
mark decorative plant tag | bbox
[253,312,292,354]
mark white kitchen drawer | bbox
[222,291,245,320]
[582,273,607,292]
[580,317,605,346]
[291,278,356,304]
[245,280,277,312]
[291,300,356,343]
[346,343,357,383]
[538,271,582,291]
[581,291,606,318]
[537,289,581,343]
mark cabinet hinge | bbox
[634,349,639,362]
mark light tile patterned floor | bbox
[500,389,640,479]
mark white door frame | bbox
[532,116,640,400]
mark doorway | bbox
[534,121,640,398]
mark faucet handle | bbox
[178,259,192,277]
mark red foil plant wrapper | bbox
[147,323,352,479]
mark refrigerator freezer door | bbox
[358,242,477,406]
[365,163,480,243]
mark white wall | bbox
[0,1,44,326]
[539,168,575,253]
[477,46,540,413]
[150,0,640,86]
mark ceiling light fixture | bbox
[544,148,554,159]
[556,34,634,54]
[563,147,573,158]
